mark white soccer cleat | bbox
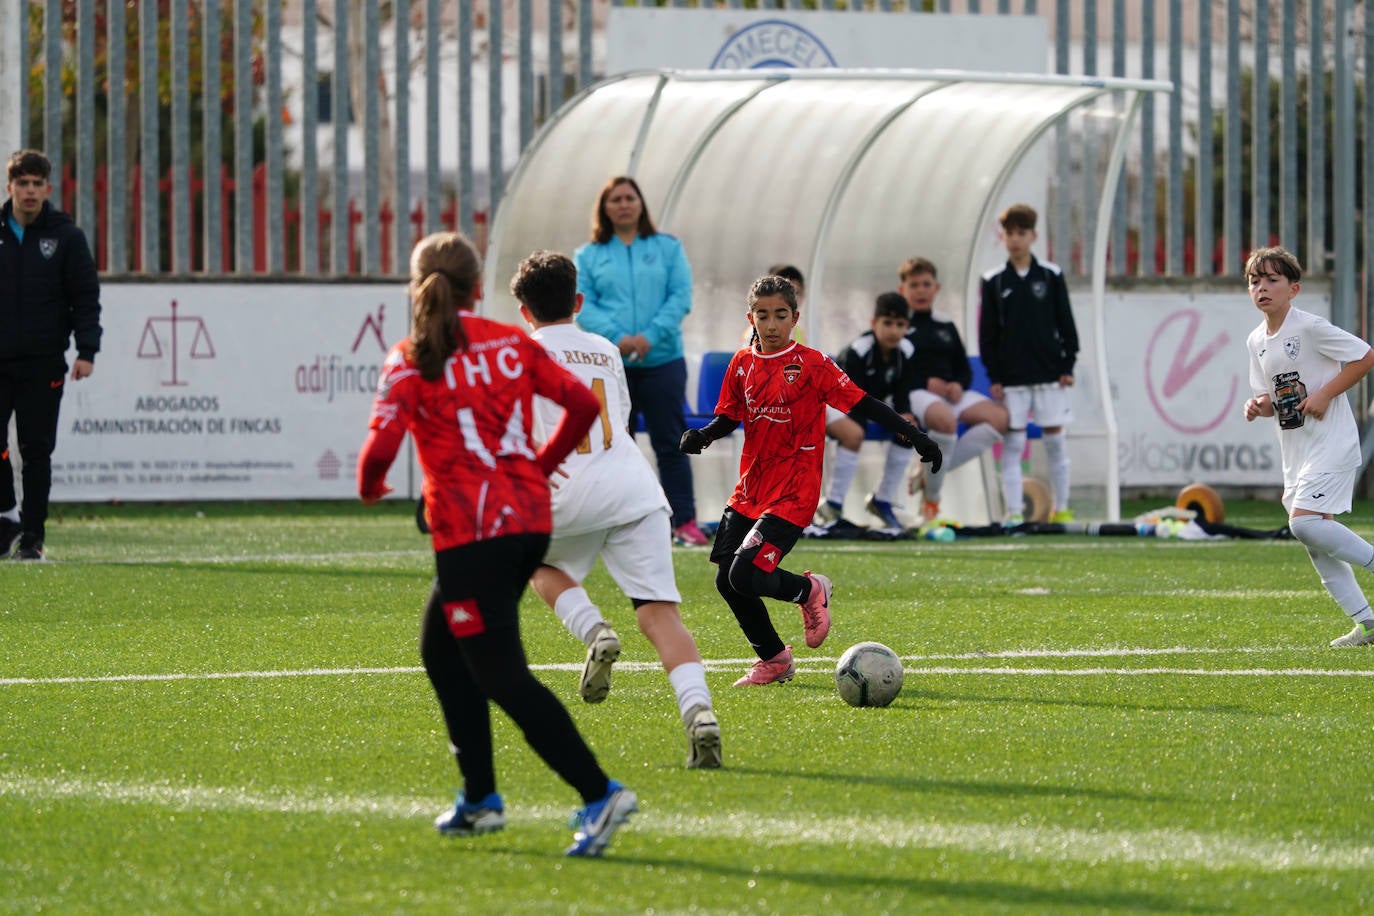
[1330,623,1374,648]
[579,622,621,703]
[684,704,722,769]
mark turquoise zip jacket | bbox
[573,232,693,369]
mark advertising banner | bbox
[1107,286,1331,488]
[49,281,412,500]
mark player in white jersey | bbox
[1242,246,1374,647]
[512,250,721,768]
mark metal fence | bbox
[14,1,1373,325]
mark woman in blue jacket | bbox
[574,176,707,546]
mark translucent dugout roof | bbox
[484,69,1170,521]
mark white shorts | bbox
[909,388,991,426]
[1283,468,1356,516]
[542,507,682,603]
[1002,383,1074,430]
[825,405,847,426]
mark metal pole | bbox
[76,0,96,241]
[1332,0,1356,331]
[1194,0,1213,276]
[1252,1,1270,249]
[0,0,20,156]
[171,0,190,272]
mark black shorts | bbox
[709,508,803,569]
[433,532,549,638]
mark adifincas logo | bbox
[295,304,389,402]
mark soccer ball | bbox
[834,641,904,708]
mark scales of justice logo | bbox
[137,299,216,387]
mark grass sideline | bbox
[3,498,1373,913]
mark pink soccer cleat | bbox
[732,646,796,686]
[798,571,832,648]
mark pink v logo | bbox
[1145,309,1237,434]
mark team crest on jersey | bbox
[742,528,765,551]
[39,238,57,259]
[783,363,802,383]
[1030,279,1047,300]
[1283,336,1301,360]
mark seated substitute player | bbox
[1241,245,1374,648]
[815,292,921,531]
[357,230,636,857]
[899,257,1008,522]
[680,275,942,686]
[514,250,722,769]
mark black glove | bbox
[680,428,708,454]
[897,426,942,473]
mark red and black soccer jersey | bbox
[361,313,594,551]
[714,341,865,528]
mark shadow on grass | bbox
[786,677,1265,718]
[718,763,1172,804]
[599,852,1215,913]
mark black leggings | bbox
[419,534,608,804]
[709,509,809,661]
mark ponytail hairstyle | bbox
[745,274,799,350]
[408,231,482,381]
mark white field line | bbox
[3,646,1372,685]
[0,773,1366,872]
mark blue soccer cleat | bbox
[434,791,506,836]
[565,780,638,857]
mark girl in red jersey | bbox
[357,232,637,857]
[680,275,943,686]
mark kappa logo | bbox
[39,238,57,259]
[444,599,486,638]
[1284,336,1301,360]
[783,363,802,384]
[753,543,781,573]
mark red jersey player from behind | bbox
[680,275,943,686]
[357,231,637,858]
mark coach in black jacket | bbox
[0,149,102,561]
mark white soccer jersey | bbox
[531,322,671,536]
[1247,306,1371,486]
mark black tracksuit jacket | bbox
[0,200,102,364]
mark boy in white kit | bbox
[513,250,722,766]
[1242,246,1374,647]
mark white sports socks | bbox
[945,422,1001,473]
[920,430,957,502]
[875,440,912,504]
[1001,429,1027,515]
[1042,431,1071,512]
[1289,515,1374,568]
[827,445,860,507]
[1305,548,1374,623]
[553,586,606,645]
[668,661,713,721]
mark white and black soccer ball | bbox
[834,641,903,708]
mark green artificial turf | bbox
[2,499,1371,913]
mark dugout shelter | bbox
[483,69,1171,523]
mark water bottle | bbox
[924,526,956,543]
